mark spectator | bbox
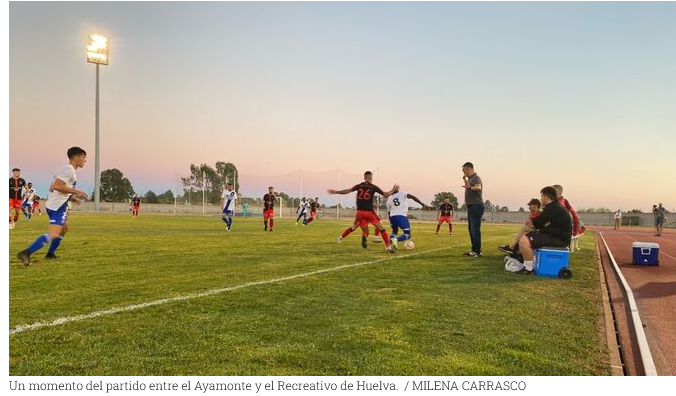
[516,186,573,275]
[462,162,484,257]
[655,203,667,236]
[498,198,541,254]
[613,210,622,230]
[553,184,580,237]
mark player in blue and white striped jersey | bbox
[220,182,237,231]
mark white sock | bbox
[524,260,534,271]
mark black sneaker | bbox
[516,268,534,275]
[17,250,31,266]
[45,253,58,260]
[361,235,368,249]
[497,245,514,254]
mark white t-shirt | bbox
[46,164,77,211]
[221,189,237,211]
[24,188,36,205]
[614,211,622,219]
[387,191,409,217]
[298,201,310,214]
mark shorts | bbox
[526,231,569,249]
[222,209,234,216]
[47,208,69,226]
[438,216,452,223]
[22,201,33,209]
[132,205,140,211]
[9,199,22,210]
[355,210,381,228]
[389,215,410,233]
[310,211,317,219]
[264,209,275,219]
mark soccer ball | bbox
[403,240,415,251]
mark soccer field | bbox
[9,213,609,375]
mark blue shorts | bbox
[389,215,410,233]
[655,217,664,226]
[222,209,234,216]
[47,208,68,226]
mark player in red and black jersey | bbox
[305,197,320,225]
[328,171,398,252]
[9,168,27,229]
[131,194,141,218]
[436,198,455,236]
[263,186,276,231]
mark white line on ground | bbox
[10,245,459,335]
[598,232,658,376]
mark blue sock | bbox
[221,215,228,224]
[296,214,303,222]
[227,217,232,228]
[48,234,64,255]
[398,234,410,242]
[27,233,52,254]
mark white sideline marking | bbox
[10,246,454,335]
[599,232,658,376]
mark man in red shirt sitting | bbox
[498,198,541,254]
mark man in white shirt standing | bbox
[220,182,237,232]
[17,147,89,265]
[613,210,622,230]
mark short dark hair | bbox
[67,146,87,159]
[528,198,541,208]
[12,168,20,172]
[462,162,474,169]
[364,171,373,178]
[540,186,558,201]
[268,186,274,189]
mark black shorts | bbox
[526,231,569,249]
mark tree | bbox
[157,190,175,204]
[484,200,494,212]
[500,206,509,212]
[518,207,526,212]
[99,168,135,202]
[181,162,239,205]
[145,190,159,204]
[430,192,459,209]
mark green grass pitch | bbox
[9,213,609,375]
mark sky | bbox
[8,1,676,211]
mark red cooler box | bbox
[632,242,659,265]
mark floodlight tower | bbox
[86,34,109,211]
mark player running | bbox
[263,186,276,232]
[31,195,42,216]
[131,194,141,218]
[295,197,310,225]
[17,147,89,265]
[22,182,36,221]
[9,168,27,229]
[220,182,237,231]
[435,198,455,236]
[386,189,429,250]
[305,197,320,225]
[328,171,398,252]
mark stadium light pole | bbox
[86,34,109,211]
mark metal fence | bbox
[68,201,670,227]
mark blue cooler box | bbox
[632,242,659,265]
[533,248,571,278]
